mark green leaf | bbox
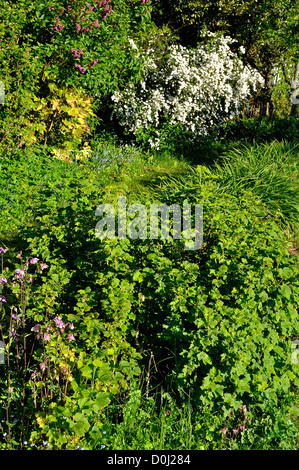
[279,284,292,300]
[95,392,110,409]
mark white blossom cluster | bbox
[111,33,264,148]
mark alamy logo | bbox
[0,81,4,104]
[95,196,203,250]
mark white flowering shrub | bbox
[111,33,264,148]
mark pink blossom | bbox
[40,362,46,372]
[14,269,25,280]
[0,277,7,285]
[71,48,84,58]
[40,264,49,271]
[75,64,86,74]
[31,324,41,333]
[0,247,7,254]
[51,18,65,32]
[30,257,39,264]
[67,333,75,341]
[43,333,51,341]
[54,316,66,330]
[90,58,99,67]
[68,323,74,330]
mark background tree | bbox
[151,0,299,116]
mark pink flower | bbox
[43,333,51,341]
[54,316,66,330]
[0,296,7,303]
[67,333,75,341]
[14,269,25,280]
[242,405,247,414]
[40,362,46,372]
[40,264,49,271]
[75,22,81,33]
[0,247,7,254]
[31,324,41,333]
[51,17,65,32]
[90,58,99,66]
[221,427,227,435]
[75,64,86,74]
[0,277,7,285]
[68,323,74,330]
[71,48,84,58]
[30,257,39,264]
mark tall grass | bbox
[212,140,299,231]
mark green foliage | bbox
[0,0,153,154]
[220,117,299,143]
[0,0,299,449]
[1,139,299,449]
[152,0,299,67]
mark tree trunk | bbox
[290,63,299,117]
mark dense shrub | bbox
[0,0,152,155]
[219,116,299,143]
[111,32,264,149]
